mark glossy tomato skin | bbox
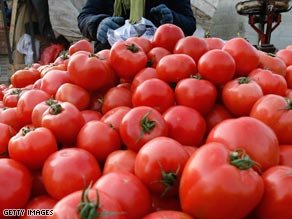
[109,41,148,80]
[51,189,126,219]
[206,116,279,171]
[0,158,32,215]
[254,165,292,219]
[10,67,41,88]
[93,171,152,219]
[0,123,16,157]
[175,76,218,115]
[276,48,292,67]
[126,36,152,53]
[81,109,102,123]
[0,107,23,132]
[42,148,102,200]
[131,67,157,92]
[8,126,58,170]
[197,49,236,85]
[120,106,168,152]
[3,87,27,108]
[68,39,93,56]
[132,78,175,114]
[258,50,287,76]
[222,37,260,77]
[250,94,292,145]
[142,210,194,219]
[203,37,225,50]
[147,47,171,68]
[279,145,292,167]
[180,142,264,219]
[134,136,189,197]
[163,105,206,147]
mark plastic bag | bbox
[107,17,157,46]
[16,33,40,64]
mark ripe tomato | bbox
[276,48,292,67]
[126,36,152,53]
[258,50,287,76]
[55,82,90,111]
[0,123,16,157]
[93,171,152,218]
[203,36,225,50]
[10,67,41,88]
[0,107,23,132]
[175,76,218,115]
[173,36,209,63]
[221,77,264,116]
[254,165,292,219]
[147,46,171,68]
[143,210,194,219]
[248,68,287,96]
[54,53,70,67]
[279,145,292,167]
[81,109,102,123]
[197,49,236,85]
[31,98,58,127]
[180,142,264,219]
[3,88,27,107]
[285,65,292,89]
[206,116,279,171]
[42,148,102,200]
[222,37,260,77]
[0,158,32,214]
[30,170,47,198]
[156,54,196,84]
[163,105,206,146]
[131,67,157,92]
[120,106,168,151]
[134,136,189,197]
[51,188,126,219]
[76,120,121,163]
[109,41,148,80]
[250,94,292,145]
[151,24,185,52]
[132,78,175,113]
[68,39,93,56]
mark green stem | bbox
[49,103,63,115]
[136,111,155,143]
[230,148,261,173]
[238,77,251,84]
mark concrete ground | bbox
[0,54,11,85]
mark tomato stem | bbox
[126,43,140,53]
[21,126,35,136]
[49,103,63,115]
[238,77,251,84]
[136,111,156,143]
[230,148,261,173]
[45,98,58,106]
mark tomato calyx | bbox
[137,111,156,143]
[237,77,251,84]
[45,98,58,106]
[125,43,140,53]
[230,148,261,172]
[10,88,22,96]
[191,73,203,80]
[21,126,35,136]
[280,98,292,110]
[48,102,63,115]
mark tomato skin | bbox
[250,94,292,145]
[156,54,196,84]
[126,36,152,53]
[131,67,157,92]
[254,165,292,219]
[0,158,32,215]
[147,47,171,68]
[285,65,292,89]
[134,136,189,197]
[51,189,126,219]
[222,37,260,77]
[68,39,93,56]
[203,37,225,50]
[206,116,279,171]
[162,105,206,147]
[31,99,58,127]
[3,88,27,108]
[258,50,287,76]
[0,123,16,157]
[279,145,292,167]
[10,67,41,88]
[42,148,102,200]
[197,49,236,85]
[143,210,194,219]
[93,171,152,219]
[276,48,292,67]
[150,194,181,212]
[221,77,264,116]
[81,109,102,123]
[179,142,264,219]
[76,120,122,163]
[0,107,24,132]
[175,77,218,115]
[120,106,168,152]
[132,78,175,114]
[109,41,148,80]
[173,36,209,63]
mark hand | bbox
[96,17,124,44]
[150,4,174,25]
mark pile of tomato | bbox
[1,23,292,219]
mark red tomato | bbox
[147,46,171,68]
[109,41,148,80]
[173,36,209,63]
[41,101,85,146]
[163,105,206,146]
[103,149,137,175]
[0,123,16,157]
[126,36,152,53]
[276,48,292,67]
[221,77,264,116]
[31,98,58,127]
[101,86,132,114]
[131,67,157,92]
[0,158,32,215]
[3,87,27,107]
[206,116,279,171]
[248,68,287,96]
[258,50,287,76]
[97,49,110,60]
[279,145,292,167]
[55,82,90,111]
[180,142,264,219]
[68,39,93,56]
[93,171,152,218]
[156,54,196,84]
[222,37,260,77]
[119,106,168,152]
[132,78,175,113]
[135,136,189,197]
[285,65,292,89]
[0,107,23,132]
[38,63,67,78]
[197,49,236,85]
[254,165,292,219]
[250,94,292,145]
[10,67,41,88]
[54,53,70,67]
[143,210,194,219]
[30,170,47,198]
[76,120,121,163]
[51,188,126,219]
[42,148,102,200]
[203,36,225,50]
[150,194,181,212]
[68,52,112,91]
[151,24,184,52]
[175,76,218,115]
[81,109,102,123]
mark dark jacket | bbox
[77,0,196,52]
